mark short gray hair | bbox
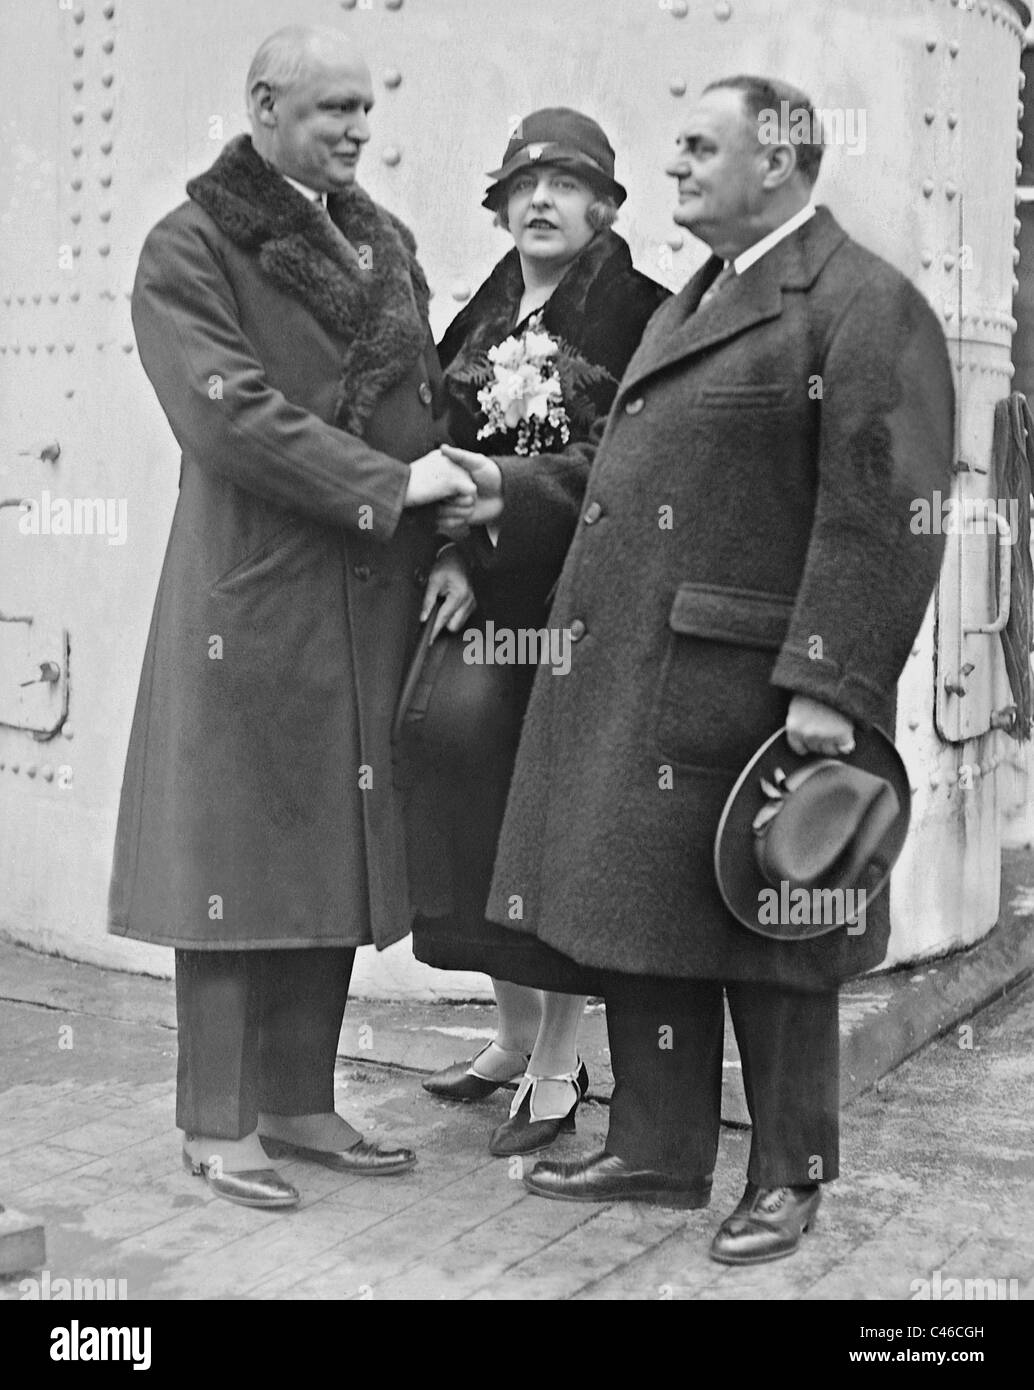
[245,25,354,108]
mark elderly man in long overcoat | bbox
[109,26,475,1208]
[465,76,954,1263]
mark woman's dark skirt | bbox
[408,752,602,997]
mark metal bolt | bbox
[102,37,115,53]
[924,109,935,124]
[670,79,687,97]
[922,179,934,197]
[101,107,114,122]
[949,40,960,56]
[714,0,732,17]
[945,182,958,200]
[925,37,937,51]
[72,108,85,124]
[947,112,958,129]
[42,766,54,783]
[943,253,956,270]
[383,68,402,89]
[103,1,115,16]
[382,146,401,167]
[73,78,84,92]
[102,72,114,88]
[101,140,113,155]
[451,283,472,302]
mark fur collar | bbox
[437,229,632,377]
[187,134,430,435]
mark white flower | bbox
[522,329,558,360]
[487,335,524,370]
[526,370,562,421]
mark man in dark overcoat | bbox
[108,26,475,1207]
[478,76,955,1262]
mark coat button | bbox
[353,563,371,581]
[569,619,586,641]
[583,501,602,524]
[413,566,428,586]
[624,397,645,415]
[418,381,433,406]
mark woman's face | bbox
[505,166,597,267]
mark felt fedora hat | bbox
[392,614,518,781]
[714,724,911,941]
[481,107,628,210]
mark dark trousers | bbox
[174,947,355,1141]
[602,974,840,1189]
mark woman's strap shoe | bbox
[182,1148,299,1209]
[488,1061,589,1157]
[260,1136,416,1175]
[709,1183,821,1265]
[422,1044,530,1101]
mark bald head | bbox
[246,25,374,193]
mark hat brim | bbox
[713,724,911,941]
[482,151,627,210]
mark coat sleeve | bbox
[769,274,955,725]
[485,415,606,575]
[131,211,412,543]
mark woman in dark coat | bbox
[410,109,668,1155]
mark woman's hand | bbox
[435,447,504,537]
[421,545,477,641]
[785,695,855,758]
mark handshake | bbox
[403,445,503,539]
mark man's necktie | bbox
[697,261,736,312]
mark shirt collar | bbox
[731,201,816,276]
[281,172,326,208]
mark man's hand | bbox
[785,694,855,758]
[404,449,478,509]
[421,545,476,641]
[435,445,504,537]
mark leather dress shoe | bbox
[709,1183,821,1265]
[261,1135,416,1176]
[489,1060,589,1157]
[181,1148,299,1209]
[523,1150,713,1209]
[422,1045,530,1102]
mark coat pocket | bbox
[698,382,789,408]
[653,583,795,771]
[209,522,314,595]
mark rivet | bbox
[340,0,357,8]
[947,112,958,129]
[10,763,19,775]
[100,208,111,222]
[72,245,81,257]
[71,177,82,191]
[32,292,41,304]
[929,773,940,789]
[943,253,956,270]
[980,0,989,11]
[73,78,84,92]
[668,234,685,250]
[1015,247,1022,266]
[908,716,920,731]
[102,72,114,88]
[924,109,935,124]
[922,179,934,197]
[100,174,112,188]
[1,295,8,305]
[943,304,954,320]
[70,291,80,302]
[670,79,687,97]
[1020,69,1027,92]
[1017,160,1025,180]
[63,725,74,740]
[382,146,401,166]
[26,764,37,779]
[11,343,19,353]
[46,342,55,353]
[99,244,111,256]
[101,107,114,122]
[1013,276,1021,295]
[102,37,115,53]
[949,40,959,56]
[714,0,732,18]
[42,765,54,782]
[451,282,472,302]
[1016,218,1023,237]
[72,108,85,124]
[73,7,84,22]
[65,342,75,352]
[71,142,83,158]
[385,0,403,8]
[103,1,115,16]
[122,342,134,353]
[49,292,59,303]
[1020,102,1026,122]
[945,182,958,200]
[72,42,84,57]
[670,0,688,13]
[64,388,73,398]
[1018,131,1025,151]
[28,343,37,353]
[383,68,402,89]
[70,211,82,224]
[925,37,937,51]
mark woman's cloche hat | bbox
[713,724,912,942]
[482,107,628,211]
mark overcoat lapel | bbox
[617,207,849,397]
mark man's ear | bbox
[251,82,278,128]
[761,141,797,192]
